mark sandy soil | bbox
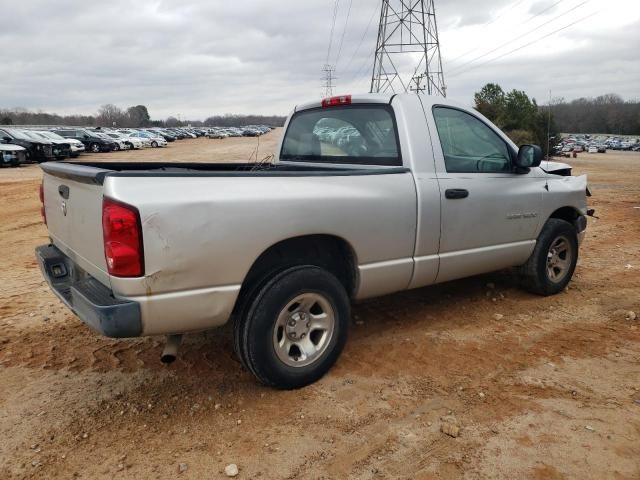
[0,133,639,479]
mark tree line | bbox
[474,84,640,150]
[0,105,286,128]
[552,94,640,135]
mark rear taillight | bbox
[102,198,144,277]
[39,182,47,225]
[321,95,352,108]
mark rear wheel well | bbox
[233,235,358,316]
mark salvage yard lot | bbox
[1,131,639,479]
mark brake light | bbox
[102,198,144,277]
[321,95,352,108]
[39,182,47,225]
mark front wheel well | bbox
[233,235,358,316]
[549,206,580,225]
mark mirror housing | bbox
[2,136,12,143]
[515,144,543,170]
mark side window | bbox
[432,107,512,173]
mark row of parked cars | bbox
[553,135,640,157]
[0,126,227,167]
[207,125,273,139]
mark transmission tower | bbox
[370,0,446,96]
[322,64,336,97]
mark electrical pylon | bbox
[370,0,446,96]
[322,64,336,97]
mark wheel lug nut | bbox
[291,332,297,338]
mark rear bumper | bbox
[36,244,142,338]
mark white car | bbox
[129,131,167,148]
[0,143,26,167]
[105,132,144,150]
[588,146,598,153]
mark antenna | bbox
[370,0,446,96]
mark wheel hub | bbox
[273,293,336,368]
[286,312,310,340]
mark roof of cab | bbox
[294,93,394,112]
[294,92,470,113]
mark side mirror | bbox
[515,144,543,169]
[3,136,11,142]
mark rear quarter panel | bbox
[105,172,418,304]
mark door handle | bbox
[445,188,469,199]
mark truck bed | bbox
[42,161,409,185]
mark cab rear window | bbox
[280,105,401,166]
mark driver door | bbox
[429,106,545,283]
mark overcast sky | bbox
[2,0,638,119]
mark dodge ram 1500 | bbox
[36,93,590,388]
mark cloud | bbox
[1,0,638,119]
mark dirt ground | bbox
[0,132,639,479]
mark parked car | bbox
[36,93,591,389]
[24,131,75,159]
[147,129,176,142]
[94,132,129,151]
[54,128,116,153]
[0,127,55,163]
[105,132,144,150]
[128,131,167,148]
[0,141,27,167]
[35,131,85,157]
[588,146,598,153]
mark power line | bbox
[449,9,599,77]
[448,0,589,76]
[334,0,353,68]
[343,4,380,83]
[323,0,341,97]
[446,0,529,65]
[447,0,565,69]
[325,0,340,65]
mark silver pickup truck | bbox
[36,93,590,388]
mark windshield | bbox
[280,105,401,166]
[37,131,65,141]
[3,129,33,140]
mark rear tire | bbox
[518,218,578,296]
[235,266,350,389]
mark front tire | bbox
[90,143,101,153]
[151,141,158,148]
[518,218,578,296]
[235,266,350,389]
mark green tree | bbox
[127,105,151,127]
[0,116,13,125]
[502,89,538,131]
[474,83,506,126]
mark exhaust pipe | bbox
[160,334,182,364]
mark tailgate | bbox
[41,162,112,286]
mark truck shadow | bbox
[1,269,530,382]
